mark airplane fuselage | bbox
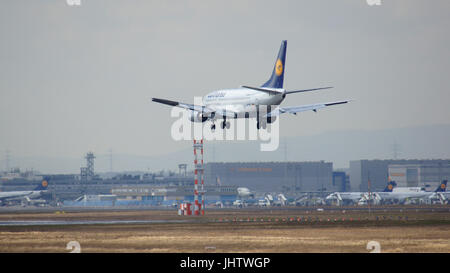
[203,88,285,118]
[377,191,433,201]
[0,190,44,201]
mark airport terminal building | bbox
[111,185,238,204]
[350,159,450,192]
[389,163,450,190]
[204,161,334,193]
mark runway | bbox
[0,205,449,214]
[0,207,449,252]
[0,219,189,226]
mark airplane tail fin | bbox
[261,40,287,89]
[383,181,397,192]
[435,180,447,192]
[34,177,50,191]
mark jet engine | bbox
[189,110,208,123]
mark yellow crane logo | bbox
[275,59,283,76]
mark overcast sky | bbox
[1,0,449,171]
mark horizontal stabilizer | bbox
[241,85,283,95]
[285,86,333,94]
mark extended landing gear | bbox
[221,121,230,129]
[219,116,230,130]
[256,122,267,130]
[255,104,270,130]
[210,119,230,132]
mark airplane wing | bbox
[266,100,350,117]
[152,98,211,113]
[152,98,238,118]
[241,86,333,95]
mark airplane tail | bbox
[34,177,50,191]
[261,40,287,89]
[383,181,397,192]
[435,180,447,192]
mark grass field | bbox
[0,207,449,253]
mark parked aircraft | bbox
[0,177,50,206]
[325,181,396,205]
[377,180,448,204]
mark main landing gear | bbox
[255,104,268,130]
[210,117,230,132]
[221,120,230,129]
[256,121,267,130]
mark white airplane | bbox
[0,178,49,205]
[429,180,450,204]
[326,181,396,205]
[152,40,350,130]
[377,180,448,204]
[237,187,253,198]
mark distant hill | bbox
[5,124,450,174]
